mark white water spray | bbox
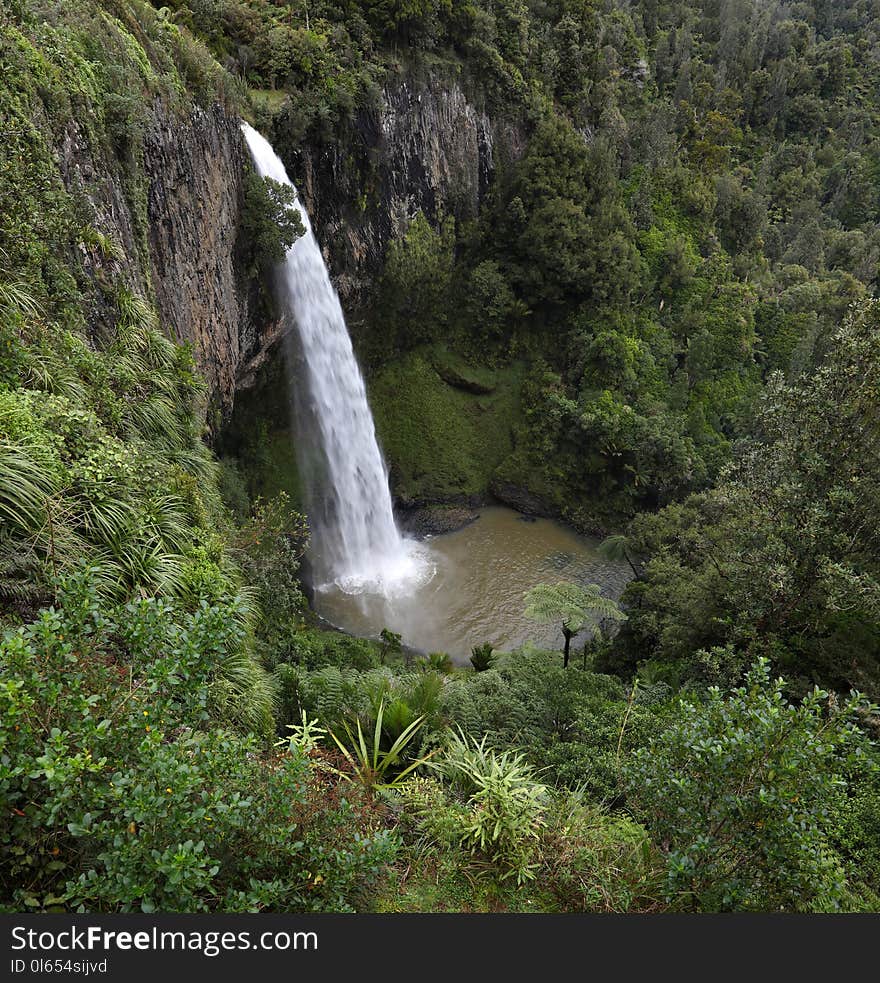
[241,123,429,594]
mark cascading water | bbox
[241,123,429,594]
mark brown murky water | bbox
[312,506,631,662]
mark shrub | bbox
[439,730,548,884]
[0,574,395,912]
[232,492,309,663]
[826,747,880,904]
[327,699,437,791]
[469,642,495,672]
[240,171,304,278]
[625,659,872,911]
[540,793,661,912]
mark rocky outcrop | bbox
[430,356,496,394]
[489,479,555,519]
[145,101,252,418]
[396,503,482,537]
[286,69,527,319]
[61,67,525,425]
[57,95,277,424]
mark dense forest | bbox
[2,0,880,914]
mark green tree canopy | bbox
[626,658,871,911]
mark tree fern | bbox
[598,534,639,577]
[524,582,626,666]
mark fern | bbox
[0,540,51,611]
[524,582,626,666]
[301,665,346,722]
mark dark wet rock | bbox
[58,66,527,430]
[57,96,279,427]
[396,503,482,537]
[488,479,555,519]
[144,100,256,420]
[431,358,496,394]
[288,68,527,321]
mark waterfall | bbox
[241,123,426,594]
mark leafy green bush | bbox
[826,747,880,905]
[538,683,667,803]
[231,492,309,663]
[240,171,305,278]
[540,793,660,912]
[438,730,548,884]
[394,754,660,907]
[0,571,396,912]
[626,659,872,911]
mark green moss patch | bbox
[429,346,498,393]
[368,346,526,502]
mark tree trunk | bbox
[623,548,639,579]
[562,626,572,668]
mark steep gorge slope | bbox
[0,1,275,424]
[289,68,526,316]
[0,0,274,619]
[227,63,535,515]
[212,0,880,534]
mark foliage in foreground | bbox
[0,573,396,913]
[276,637,880,911]
[627,659,874,911]
[392,747,659,910]
[327,698,436,791]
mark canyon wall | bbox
[58,68,522,421]
[279,69,526,321]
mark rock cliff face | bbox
[144,101,252,418]
[285,70,526,320]
[60,69,521,423]
[58,95,268,423]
